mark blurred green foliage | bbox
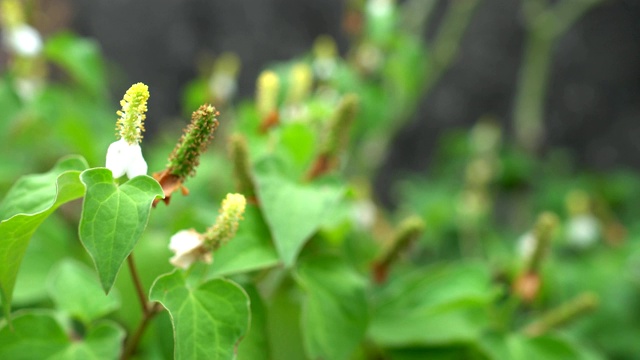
[1,0,639,359]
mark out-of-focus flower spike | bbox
[256,70,280,132]
[306,93,359,180]
[228,134,257,202]
[287,63,313,104]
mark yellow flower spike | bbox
[0,0,25,29]
[256,70,280,119]
[313,35,338,59]
[287,63,313,104]
[204,193,247,251]
[116,82,150,145]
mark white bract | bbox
[4,24,42,57]
[105,139,148,179]
[566,215,600,249]
[168,229,212,269]
[517,232,536,260]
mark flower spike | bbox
[154,104,220,205]
[105,82,150,179]
[204,193,247,251]
[228,134,257,202]
[168,193,247,269]
[116,82,149,145]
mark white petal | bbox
[105,139,128,178]
[6,25,42,57]
[170,252,199,269]
[169,230,203,253]
[169,230,207,269]
[124,144,148,178]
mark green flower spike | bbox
[228,134,257,202]
[154,104,220,205]
[204,193,247,251]
[306,94,359,180]
[168,193,247,269]
[514,211,559,302]
[373,216,425,283]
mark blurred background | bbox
[5,0,639,206]
[4,2,640,359]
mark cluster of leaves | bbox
[1,1,640,360]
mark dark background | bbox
[43,0,640,203]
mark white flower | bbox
[351,200,376,230]
[105,139,148,179]
[168,229,212,269]
[367,0,393,18]
[566,215,600,249]
[517,232,536,260]
[4,24,42,57]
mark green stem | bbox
[522,292,598,336]
[514,0,604,154]
[127,254,148,315]
[513,30,554,154]
[121,254,162,360]
[121,303,162,360]
[423,0,482,95]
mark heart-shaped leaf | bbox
[295,255,369,360]
[0,311,125,359]
[79,168,163,293]
[253,158,343,267]
[0,156,88,319]
[149,270,250,360]
[47,259,120,324]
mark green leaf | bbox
[47,259,120,324]
[208,205,279,277]
[277,123,318,175]
[0,311,125,360]
[13,214,78,306]
[0,156,88,319]
[295,255,368,360]
[44,32,107,96]
[369,262,496,346]
[79,169,163,293]
[265,277,307,360]
[387,345,487,360]
[149,270,251,360]
[253,158,344,267]
[237,284,269,360]
[480,333,596,360]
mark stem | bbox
[513,30,554,154]
[522,292,598,336]
[423,0,482,95]
[400,0,438,36]
[120,253,163,360]
[127,253,148,315]
[514,0,604,154]
[365,0,481,176]
[121,303,163,360]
